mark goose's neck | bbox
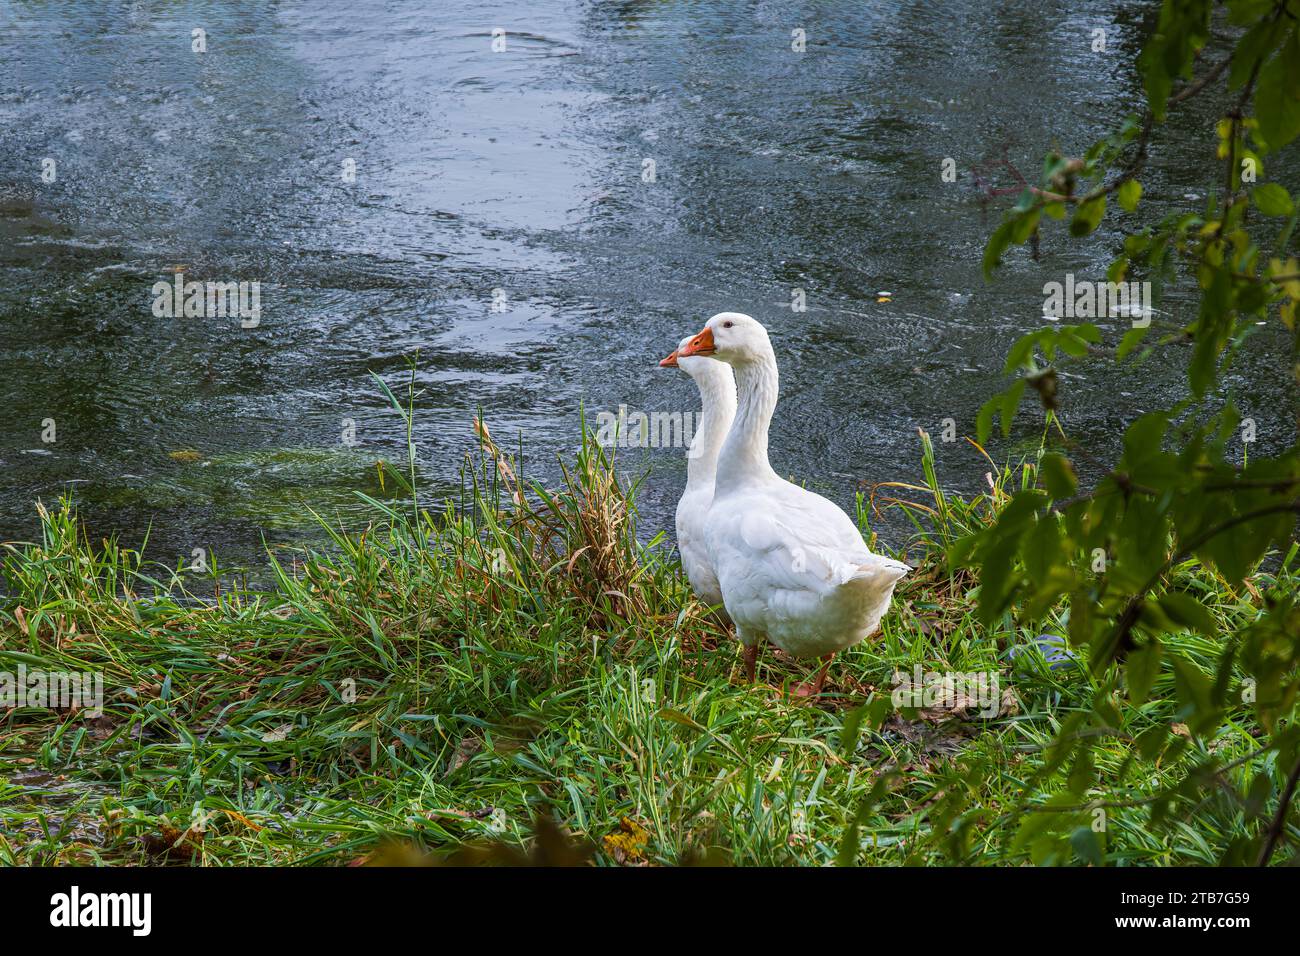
[686,377,737,488]
[716,355,779,489]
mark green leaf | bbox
[1127,641,1161,706]
[975,395,997,446]
[1070,196,1106,237]
[982,218,1016,280]
[1118,179,1142,212]
[1188,271,1233,396]
[1011,208,1041,244]
[1116,325,1150,361]
[1057,329,1092,358]
[1158,592,1218,636]
[1022,513,1062,584]
[976,491,1049,624]
[1189,331,1219,397]
[1067,747,1095,795]
[1255,31,1300,152]
[1227,0,1275,25]
[1138,34,1173,121]
[1139,0,1211,120]
[840,695,892,755]
[1071,826,1104,866]
[1171,657,1214,719]
[1122,412,1170,465]
[999,379,1026,437]
[1011,792,1080,855]
[656,708,706,732]
[1004,329,1049,374]
[1230,15,1286,89]
[1135,723,1168,761]
[839,703,867,755]
[836,771,897,866]
[1039,453,1077,499]
[1253,182,1294,216]
[1199,508,1283,586]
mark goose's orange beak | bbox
[678,326,715,358]
[659,349,679,368]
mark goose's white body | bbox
[669,336,737,615]
[687,313,909,660]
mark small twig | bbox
[1169,56,1231,106]
[1257,751,1300,866]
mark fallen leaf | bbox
[603,816,650,865]
[446,735,481,775]
[261,722,294,743]
[141,824,203,862]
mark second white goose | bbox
[677,312,910,696]
[660,335,736,620]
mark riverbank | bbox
[0,422,1290,865]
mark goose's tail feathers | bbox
[841,556,911,590]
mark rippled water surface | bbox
[1,1,1295,565]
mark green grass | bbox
[0,418,1294,866]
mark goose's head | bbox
[660,334,729,385]
[678,312,771,366]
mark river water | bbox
[1,0,1294,569]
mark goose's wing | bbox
[713,482,885,595]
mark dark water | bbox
[1,0,1295,568]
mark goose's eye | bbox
[723,321,734,329]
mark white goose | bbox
[659,335,737,621]
[678,312,910,696]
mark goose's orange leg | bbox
[793,653,835,698]
[743,643,759,683]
